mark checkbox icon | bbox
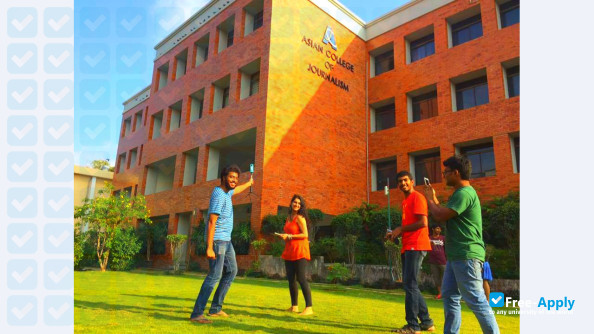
[8,259,38,290]
[79,115,111,146]
[44,296,73,325]
[44,224,72,253]
[8,224,38,254]
[44,79,74,109]
[117,8,146,37]
[489,292,505,307]
[7,295,38,326]
[44,188,73,218]
[44,43,73,73]
[117,44,146,73]
[8,44,37,74]
[79,7,109,37]
[116,79,146,105]
[8,80,37,110]
[44,260,73,290]
[79,43,110,74]
[44,116,73,146]
[8,7,38,38]
[44,152,73,182]
[44,7,73,37]
[8,116,38,146]
[79,80,110,109]
[155,8,184,34]
[7,152,37,182]
[7,188,37,218]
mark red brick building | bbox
[113,0,519,267]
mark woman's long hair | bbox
[287,194,309,223]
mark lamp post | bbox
[385,178,395,282]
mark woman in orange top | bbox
[278,194,313,316]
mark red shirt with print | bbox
[401,190,432,253]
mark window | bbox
[375,50,394,76]
[145,156,176,195]
[511,135,520,173]
[500,0,519,28]
[253,11,263,31]
[506,65,519,98]
[250,72,260,96]
[122,117,131,137]
[240,58,261,99]
[168,100,182,132]
[217,16,235,53]
[460,143,496,178]
[206,128,256,181]
[134,111,142,131]
[451,14,483,46]
[212,75,231,111]
[410,34,435,62]
[128,148,138,168]
[194,34,209,67]
[157,63,169,90]
[413,152,442,184]
[182,148,199,186]
[189,89,204,122]
[374,159,397,191]
[227,28,234,48]
[117,153,126,173]
[222,87,230,108]
[412,91,437,122]
[455,76,489,111]
[150,111,163,139]
[174,49,188,80]
[374,103,395,131]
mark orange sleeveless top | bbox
[281,215,311,261]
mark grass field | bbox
[75,270,519,333]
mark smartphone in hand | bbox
[424,177,431,186]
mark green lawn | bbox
[75,270,519,333]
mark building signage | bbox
[301,26,354,92]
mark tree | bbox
[74,183,151,272]
[90,159,115,172]
[167,234,188,272]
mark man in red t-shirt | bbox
[387,171,435,334]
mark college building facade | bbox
[113,0,519,267]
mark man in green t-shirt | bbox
[424,155,499,334]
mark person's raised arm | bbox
[233,174,253,195]
[206,213,218,259]
[424,185,457,223]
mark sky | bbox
[74,0,411,167]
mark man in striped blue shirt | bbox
[190,164,253,324]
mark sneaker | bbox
[391,325,421,334]
[435,294,442,299]
[420,324,436,332]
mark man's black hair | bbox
[396,170,413,181]
[443,155,472,180]
[220,164,241,184]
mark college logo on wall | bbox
[322,26,337,51]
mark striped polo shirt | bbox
[206,186,235,241]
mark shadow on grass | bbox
[75,299,188,322]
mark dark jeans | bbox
[190,240,237,318]
[401,250,433,331]
[285,259,312,307]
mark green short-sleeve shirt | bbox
[445,186,485,261]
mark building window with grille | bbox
[410,34,435,63]
[413,152,442,184]
[451,14,483,46]
[253,11,263,31]
[250,72,260,96]
[374,103,395,131]
[374,50,394,76]
[506,65,519,98]
[460,143,496,178]
[455,76,489,111]
[222,87,230,108]
[375,159,397,191]
[500,0,519,28]
[227,29,234,48]
[412,91,438,122]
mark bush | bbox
[326,263,351,283]
[261,214,287,235]
[268,240,285,257]
[231,222,255,255]
[307,208,324,240]
[367,207,402,242]
[137,220,168,260]
[311,237,341,263]
[482,191,519,277]
[489,248,519,279]
[74,230,87,270]
[355,240,385,265]
[191,222,207,255]
[331,212,363,238]
[110,228,142,271]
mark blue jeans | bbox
[442,259,499,334]
[402,251,433,331]
[190,240,237,318]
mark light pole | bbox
[385,178,395,282]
